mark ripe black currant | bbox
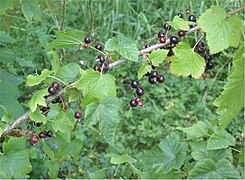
[145,44,151,48]
[48,86,56,95]
[206,61,215,69]
[178,30,185,37]
[157,75,165,83]
[97,54,105,63]
[188,15,197,22]
[148,76,157,84]
[158,31,165,38]
[150,70,158,78]
[136,87,145,96]
[170,36,179,44]
[177,13,183,18]
[163,23,171,31]
[46,131,53,137]
[95,43,103,51]
[74,112,82,119]
[130,99,137,107]
[84,36,92,44]
[131,80,140,88]
[159,37,166,43]
[52,82,60,90]
[39,131,46,139]
[30,135,38,144]
[204,54,212,62]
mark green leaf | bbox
[45,160,59,178]
[46,30,84,50]
[55,63,80,83]
[85,97,120,144]
[29,109,47,124]
[42,142,55,161]
[170,42,206,79]
[190,142,231,162]
[47,51,61,71]
[140,170,181,179]
[177,121,208,139]
[29,147,38,159]
[0,0,15,15]
[207,130,235,150]
[66,88,82,102]
[148,49,168,67]
[188,159,240,179]
[52,111,73,133]
[0,137,32,178]
[138,62,152,80]
[105,35,138,61]
[0,105,12,123]
[197,6,242,54]
[140,139,187,173]
[106,153,136,165]
[239,147,244,163]
[75,70,116,106]
[0,31,16,45]
[214,50,244,130]
[21,0,42,22]
[0,69,23,85]
[29,88,48,112]
[26,69,53,86]
[167,16,195,30]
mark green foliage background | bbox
[0,0,244,179]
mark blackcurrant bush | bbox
[136,87,145,96]
[131,80,140,88]
[157,75,165,83]
[158,31,165,38]
[48,86,56,95]
[145,44,151,48]
[178,30,185,37]
[83,44,89,48]
[95,43,103,51]
[170,36,179,44]
[39,131,46,138]
[177,13,183,18]
[206,61,215,69]
[97,54,105,63]
[84,36,92,44]
[148,76,157,84]
[130,99,137,107]
[163,23,171,31]
[30,135,38,144]
[150,71,158,78]
[52,82,60,90]
[46,131,53,137]
[188,15,197,22]
[159,37,166,43]
[74,112,82,119]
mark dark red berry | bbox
[177,13,183,18]
[52,82,60,90]
[197,46,204,53]
[178,30,185,37]
[170,36,179,44]
[83,44,89,48]
[135,97,142,104]
[136,87,145,96]
[186,9,191,14]
[46,131,53,137]
[150,71,158,78]
[137,100,144,106]
[95,43,103,51]
[158,31,165,38]
[157,75,165,83]
[159,37,166,43]
[145,44,151,48]
[97,55,105,63]
[163,23,171,31]
[206,61,215,69]
[188,15,197,22]
[48,86,56,95]
[61,103,67,111]
[84,36,92,44]
[130,99,137,107]
[30,135,38,144]
[74,112,82,119]
[131,80,140,88]
[39,131,46,139]
[148,76,157,84]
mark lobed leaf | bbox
[26,69,53,86]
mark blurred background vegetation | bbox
[0,0,244,178]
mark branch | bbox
[227,6,245,16]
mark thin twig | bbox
[227,6,245,16]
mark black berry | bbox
[34,122,43,127]
[148,76,157,84]
[163,23,171,31]
[204,54,212,62]
[145,44,151,48]
[84,36,92,44]
[30,135,38,144]
[130,99,137,107]
[131,80,140,88]
[46,131,53,137]
[178,30,185,37]
[177,13,183,18]
[97,54,105,63]
[188,15,197,22]
[150,71,158,78]
[74,112,82,119]
[48,86,56,95]
[39,131,46,138]
[158,31,165,38]
[157,75,165,83]
[52,82,60,90]
[170,36,179,44]
[206,61,215,69]
[95,43,103,51]
[136,87,144,96]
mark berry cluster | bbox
[146,70,165,85]
[30,130,53,144]
[83,36,91,48]
[48,82,60,95]
[93,54,109,73]
[204,54,215,70]
[129,80,144,107]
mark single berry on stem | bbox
[83,44,89,48]
[188,15,197,22]
[52,82,60,90]
[150,70,158,78]
[130,99,137,107]
[170,36,179,44]
[46,131,53,137]
[157,75,165,83]
[135,97,142,104]
[158,31,165,38]
[163,23,171,31]
[74,112,82,119]
[148,76,157,84]
[97,54,105,63]
[178,30,185,37]
[48,86,56,95]
[206,61,215,69]
[30,135,38,144]
[39,131,46,139]
[177,13,183,18]
[136,87,145,96]
[159,37,166,43]
[204,54,212,62]
[95,43,103,51]
[84,36,92,44]
[131,80,140,88]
